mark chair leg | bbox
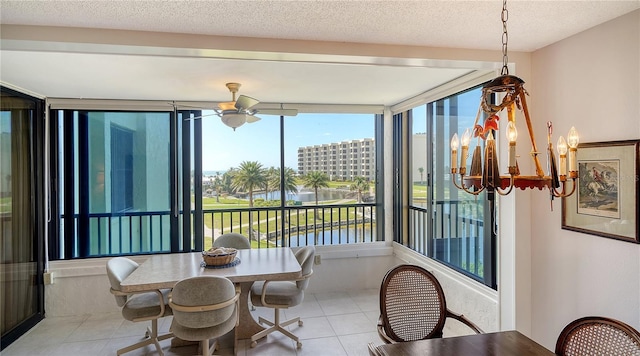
[117,319,173,356]
[250,308,303,349]
[258,316,275,327]
[200,338,217,356]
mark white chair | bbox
[106,257,173,356]
[213,232,251,249]
[169,276,240,356]
[249,246,315,349]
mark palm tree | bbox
[301,171,330,206]
[265,167,298,202]
[418,167,424,183]
[265,166,279,200]
[301,171,330,244]
[213,176,222,203]
[231,161,266,207]
[281,167,299,199]
[221,168,236,195]
[231,161,266,240]
[350,176,370,203]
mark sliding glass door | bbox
[0,87,45,350]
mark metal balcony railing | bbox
[405,200,485,279]
[58,203,377,258]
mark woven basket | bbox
[202,249,237,266]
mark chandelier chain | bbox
[501,0,509,75]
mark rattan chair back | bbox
[555,316,640,356]
[379,264,447,342]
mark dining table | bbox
[375,330,554,356]
[119,247,302,340]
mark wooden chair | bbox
[377,264,483,343]
[555,316,640,355]
[367,342,383,356]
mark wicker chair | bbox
[555,316,640,355]
[367,342,383,356]
[377,264,483,343]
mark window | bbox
[202,112,381,248]
[49,104,384,259]
[397,83,496,288]
[51,110,181,259]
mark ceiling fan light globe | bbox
[221,113,247,130]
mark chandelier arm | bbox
[451,173,466,190]
[494,175,515,196]
[551,178,577,198]
[461,184,485,196]
[455,174,485,196]
[452,173,484,195]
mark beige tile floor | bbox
[1,289,382,356]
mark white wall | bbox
[529,10,640,350]
[394,245,499,335]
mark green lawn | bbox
[201,195,366,249]
[0,197,11,213]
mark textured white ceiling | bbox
[1,0,638,106]
[3,1,638,51]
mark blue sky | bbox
[201,111,375,172]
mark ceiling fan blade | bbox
[246,115,261,123]
[257,109,298,116]
[184,112,220,121]
[235,95,259,110]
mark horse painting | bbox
[577,161,620,218]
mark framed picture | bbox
[562,140,639,244]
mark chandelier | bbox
[450,0,578,203]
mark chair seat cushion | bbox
[250,281,303,307]
[122,289,172,321]
[170,305,237,341]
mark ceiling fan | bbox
[212,82,298,130]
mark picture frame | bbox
[561,139,640,244]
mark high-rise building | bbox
[298,138,375,181]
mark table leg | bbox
[235,281,265,340]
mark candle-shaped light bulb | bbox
[450,133,459,171]
[567,127,579,173]
[557,136,567,155]
[459,128,471,171]
[506,121,518,143]
[461,128,472,147]
[506,121,517,167]
[450,133,459,151]
[557,136,567,176]
[567,126,579,148]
